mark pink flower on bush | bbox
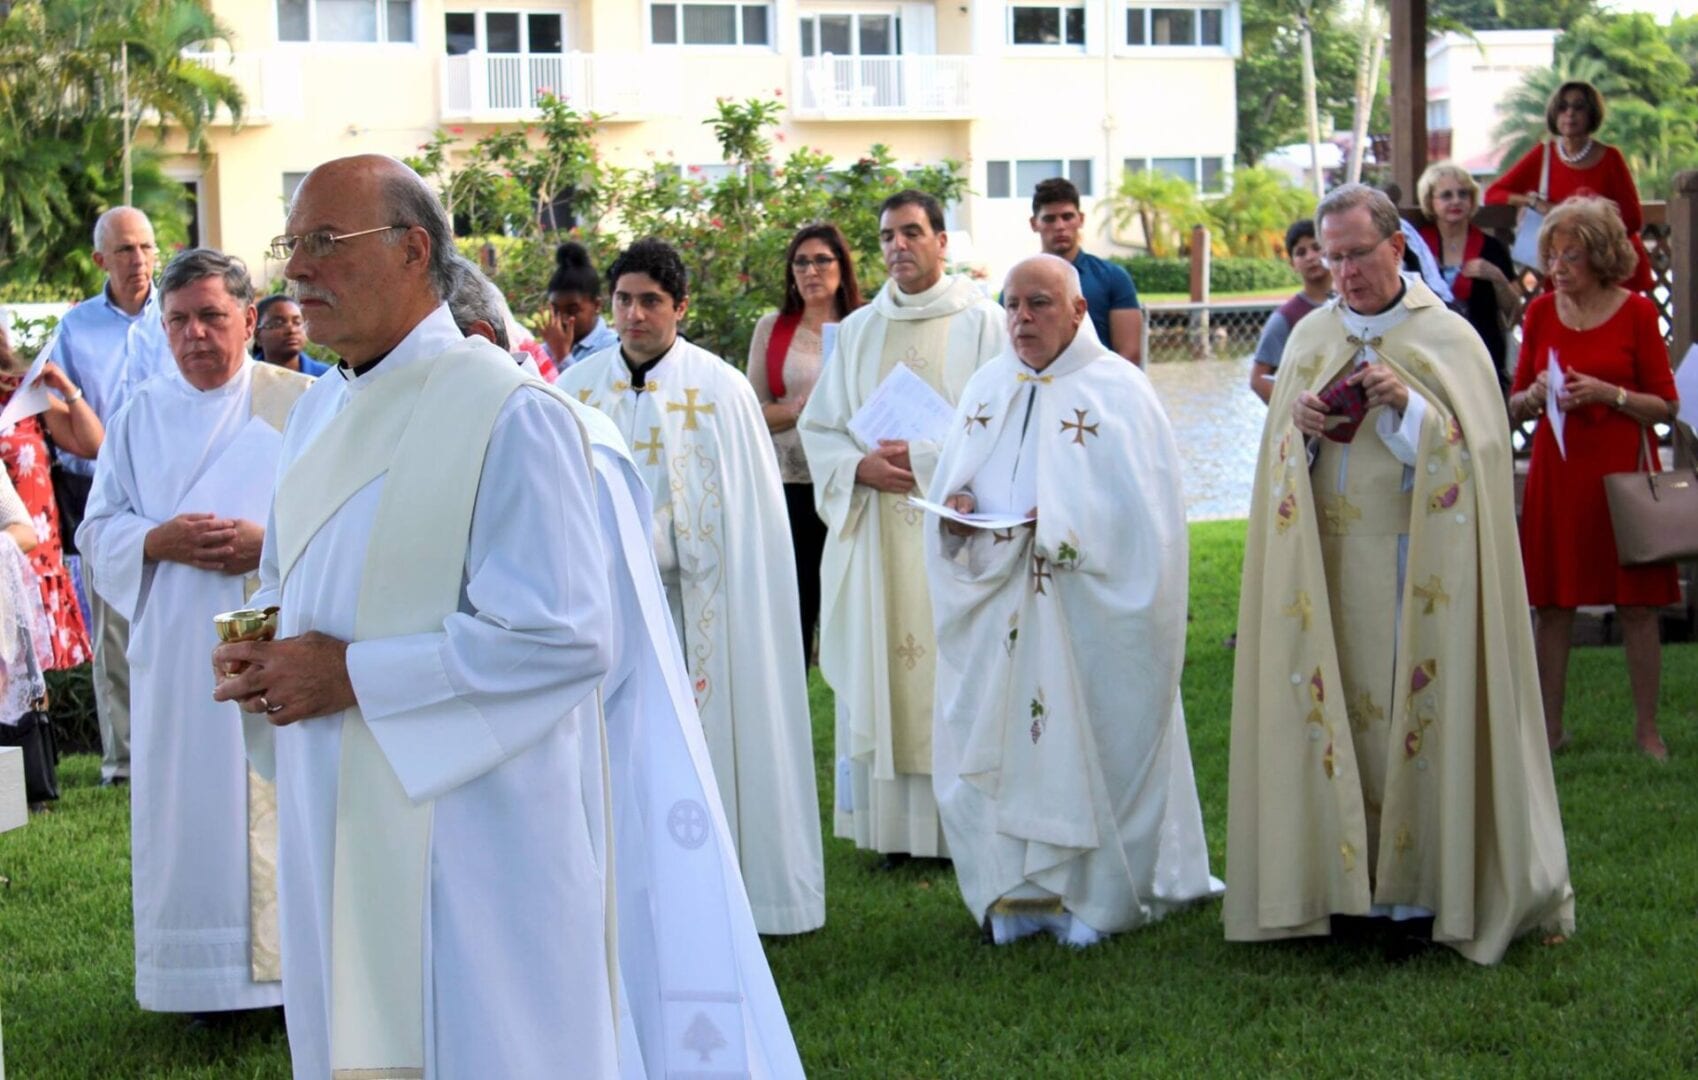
[711,218,723,228]
[776,132,786,142]
[450,126,465,135]
[773,87,784,97]
[688,164,702,174]
[738,272,751,284]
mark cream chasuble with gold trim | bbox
[926,323,1220,941]
[799,275,1005,857]
[560,336,824,936]
[1227,280,1575,964]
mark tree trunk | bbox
[1299,8,1324,200]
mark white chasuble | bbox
[798,275,1005,857]
[569,400,804,1078]
[926,324,1220,941]
[560,337,824,935]
[80,359,309,1012]
[1228,280,1575,964]
[246,307,618,1078]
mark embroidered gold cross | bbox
[1283,590,1313,631]
[1060,408,1099,445]
[575,388,599,408]
[1412,575,1450,614]
[893,633,925,671]
[1322,494,1362,533]
[902,345,928,372]
[666,387,715,431]
[1339,841,1356,872]
[613,378,659,394]
[1030,554,1052,595]
[1016,372,1052,384]
[1393,824,1414,861]
[965,403,992,431]
[633,426,663,466]
[1345,334,1384,351]
[1347,690,1384,733]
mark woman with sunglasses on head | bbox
[747,223,864,664]
[1417,162,1519,389]
[1484,80,1655,294]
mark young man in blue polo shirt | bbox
[1029,177,1143,365]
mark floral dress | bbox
[0,409,92,668]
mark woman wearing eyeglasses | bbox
[1417,162,1519,389]
[1508,198,1678,760]
[747,223,864,664]
[1484,80,1655,294]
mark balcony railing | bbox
[179,51,302,124]
[791,55,976,119]
[442,52,663,121]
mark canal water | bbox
[1146,353,1268,522]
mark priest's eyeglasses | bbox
[1320,234,1392,269]
[268,225,406,260]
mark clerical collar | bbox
[1339,283,1412,344]
[339,351,389,380]
[620,341,672,391]
[892,274,951,309]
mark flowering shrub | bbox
[408,95,966,365]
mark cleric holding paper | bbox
[557,237,825,937]
[797,190,1005,864]
[1226,183,1574,964]
[79,249,311,1019]
[926,254,1221,945]
[211,154,620,1077]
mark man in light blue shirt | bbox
[51,206,174,784]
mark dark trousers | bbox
[784,482,828,665]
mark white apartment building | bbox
[165,1,1240,285]
[1425,29,1557,177]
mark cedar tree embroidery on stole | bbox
[1029,687,1048,744]
[1403,659,1439,766]
[670,443,725,712]
[1284,590,1314,632]
[634,427,663,465]
[1060,408,1099,445]
[683,1012,729,1064]
[666,387,715,431]
[965,402,992,432]
[894,633,926,671]
[1304,668,1338,779]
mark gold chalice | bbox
[214,606,279,677]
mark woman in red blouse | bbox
[0,325,103,668]
[1485,80,1654,293]
[1508,198,1678,760]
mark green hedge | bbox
[0,282,83,304]
[1112,256,1299,295]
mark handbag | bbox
[1509,141,1550,272]
[1603,424,1698,567]
[0,705,60,804]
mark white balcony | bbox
[791,55,977,120]
[179,51,303,125]
[441,52,667,122]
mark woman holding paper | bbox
[0,325,100,668]
[1484,80,1654,293]
[748,223,864,663]
[1509,197,1678,760]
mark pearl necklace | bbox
[1556,138,1594,165]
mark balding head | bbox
[91,207,158,313]
[282,155,455,364]
[1002,255,1087,370]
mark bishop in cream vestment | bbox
[1228,276,1574,964]
[798,274,1004,856]
[559,336,824,936]
[927,318,1220,944]
[81,358,309,1012]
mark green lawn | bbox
[2,520,1695,1077]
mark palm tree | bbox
[1204,167,1317,258]
[1098,168,1204,258]
[1489,56,1610,174]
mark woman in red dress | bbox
[0,325,103,669]
[1484,80,1655,294]
[1509,198,1679,760]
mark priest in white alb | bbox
[925,255,1220,944]
[798,190,1004,863]
[79,249,309,1016]
[558,237,824,937]
[212,155,619,1078]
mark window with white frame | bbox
[986,158,1094,199]
[1009,4,1086,47]
[278,0,414,43]
[1427,100,1451,130]
[1125,4,1226,46]
[443,11,565,56]
[650,3,772,47]
[1126,155,1227,193]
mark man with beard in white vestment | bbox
[558,237,823,937]
[798,190,1004,865]
[211,154,619,1079]
[443,251,807,1077]
[80,249,309,1017]
[926,255,1221,945]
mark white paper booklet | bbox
[1546,350,1567,461]
[847,362,954,448]
[906,496,1035,531]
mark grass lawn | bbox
[2,520,1695,1077]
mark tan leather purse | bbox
[1603,424,1698,566]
